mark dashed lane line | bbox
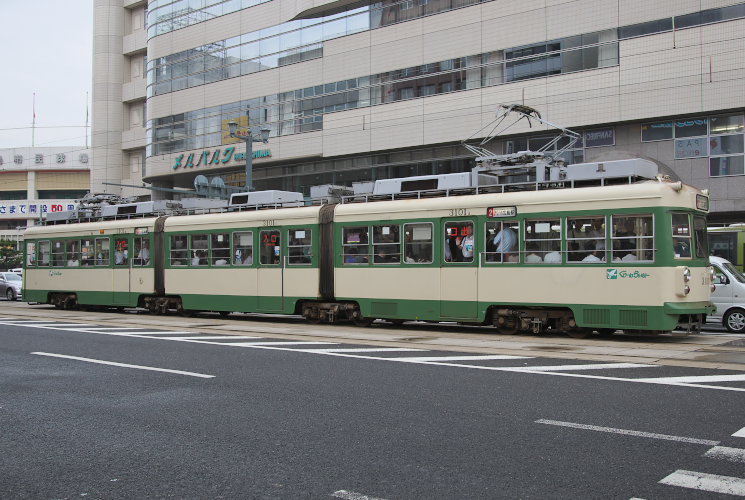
[299,347,424,353]
[636,374,745,383]
[162,336,263,340]
[394,355,530,361]
[658,470,745,496]
[704,446,745,463]
[535,419,719,446]
[508,363,655,372]
[332,490,389,500]
[31,352,215,379]
[231,341,337,346]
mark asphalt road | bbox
[2,315,745,499]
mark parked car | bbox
[9,267,22,276]
[0,272,22,301]
[710,256,745,333]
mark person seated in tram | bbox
[67,254,80,267]
[582,249,603,262]
[138,242,150,265]
[524,242,542,263]
[544,245,562,263]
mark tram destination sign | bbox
[487,206,517,218]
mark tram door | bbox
[257,229,284,312]
[112,236,131,305]
[440,219,479,320]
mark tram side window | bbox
[373,224,400,264]
[611,215,654,262]
[288,228,312,265]
[567,216,606,263]
[211,233,230,265]
[444,221,474,263]
[672,213,692,258]
[114,238,129,266]
[190,234,208,266]
[81,239,95,266]
[26,241,36,267]
[343,226,369,264]
[485,221,519,263]
[95,238,110,265]
[260,230,281,265]
[693,216,708,258]
[38,240,51,267]
[525,219,562,263]
[66,240,80,266]
[133,237,150,266]
[170,235,188,266]
[233,231,253,265]
[404,223,433,264]
[51,241,65,267]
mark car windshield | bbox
[4,273,21,282]
[722,261,745,284]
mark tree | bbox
[0,240,22,270]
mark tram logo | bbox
[607,269,651,280]
[607,269,619,280]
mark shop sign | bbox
[0,201,76,218]
[173,147,272,170]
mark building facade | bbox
[94,0,745,221]
[0,147,91,244]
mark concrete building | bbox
[0,147,90,243]
[94,0,745,221]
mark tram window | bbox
[485,221,519,263]
[567,217,606,262]
[343,226,369,264]
[694,216,708,258]
[524,219,562,263]
[232,231,253,266]
[260,230,281,265]
[611,215,654,262]
[672,213,692,259]
[288,228,312,265]
[170,235,188,266]
[211,233,230,266]
[444,221,474,263]
[404,223,433,264]
[373,224,400,264]
[133,237,150,266]
[81,239,95,266]
[38,240,51,267]
[95,238,110,266]
[51,241,65,267]
[66,240,80,267]
[190,234,208,266]
[26,241,36,267]
[114,238,129,266]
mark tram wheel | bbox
[353,317,374,327]
[567,328,592,339]
[218,311,230,318]
[496,317,519,335]
[389,319,405,326]
[596,328,616,337]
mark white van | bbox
[709,256,745,332]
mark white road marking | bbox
[299,347,424,353]
[231,341,336,346]
[94,331,192,335]
[31,352,214,378]
[511,363,655,372]
[636,374,745,383]
[72,327,144,331]
[332,490,388,500]
[18,323,92,328]
[395,355,531,361]
[163,336,262,340]
[733,427,745,438]
[659,470,745,496]
[705,446,745,463]
[535,419,719,445]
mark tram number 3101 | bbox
[448,208,471,216]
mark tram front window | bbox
[672,213,692,258]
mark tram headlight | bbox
[684,285,691,295]
[682,267,691,283]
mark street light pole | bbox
[228,111,270,192]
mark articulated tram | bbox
[22,167,715,337]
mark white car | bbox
[709,256,745,333]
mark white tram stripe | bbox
[395,355,531,361]
[31,352,214,378]
[658,470,745,496]
[299,347,424,353]
[733,427,745,438]
[231,341,336,346]
[535,419,719,445]
[636,374,745,383]
[704,446,745,463]
[510,363,654,372]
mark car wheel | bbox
[6,288,16,301]
[724,309,745,333]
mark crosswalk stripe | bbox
[733,427,745,438]
[300,348,424,353]
[231,341,336,346]
[510,363,654,372]
[659,470,745,496]
[704,446,745,463]
[395,355,531,362]
[637,374,745,383]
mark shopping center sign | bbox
[172,147,272,170]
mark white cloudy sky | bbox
[0,1,93,149]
